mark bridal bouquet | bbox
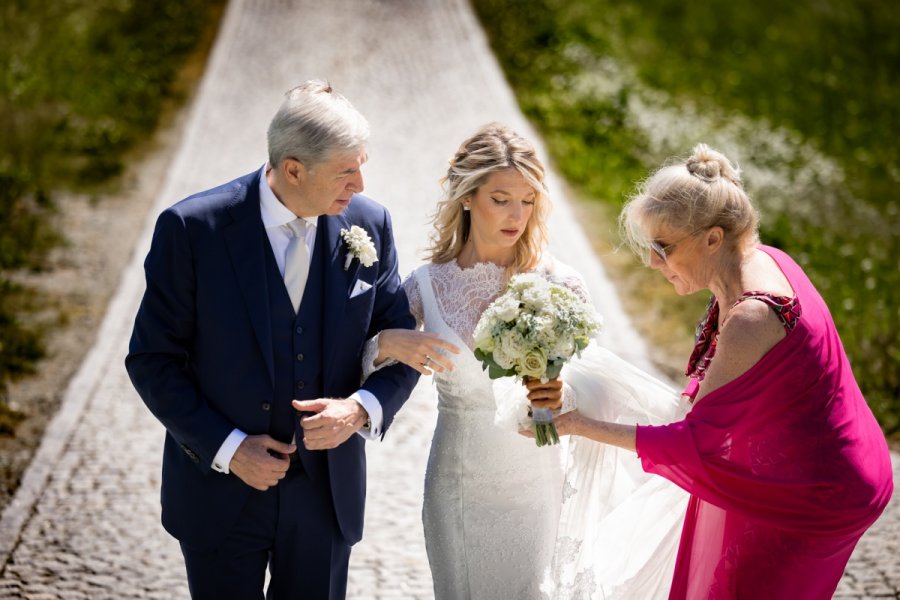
[473,273,602,446]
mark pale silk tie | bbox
[283,219,310,312]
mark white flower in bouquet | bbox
[492,293,521,322]
[473,273,602,446]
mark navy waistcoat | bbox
[263,226,327,480]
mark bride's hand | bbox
[378,329,461,375]
[525,376,563,411]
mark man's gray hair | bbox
[267,80,370,169]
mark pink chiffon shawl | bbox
[636,245,893,599]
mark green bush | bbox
[0,0,224,405]
[473,0,900,435]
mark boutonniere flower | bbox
[340,225,379,270]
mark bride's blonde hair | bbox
[427,123,550,273]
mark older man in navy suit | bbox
[126,81,419,599]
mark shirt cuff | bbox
[361,333,398,383]
[212,428,247,474]
[351,389,383,440]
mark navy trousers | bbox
[180,465,351,600]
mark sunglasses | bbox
[648,227,706,263]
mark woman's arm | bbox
[551,411,638,451]
[375,329,460,375]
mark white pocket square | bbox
[349,279,373,298]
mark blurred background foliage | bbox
[0,0,224,431]
[0,0,896,438]
[473,0,900,435]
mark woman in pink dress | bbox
[554,143,893,598]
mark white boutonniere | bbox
[340,225,379,271]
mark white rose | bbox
[520,348,547,379]
[511,273,544,289]
[492,295,521,322]
[498,329,528,360]
[522,286,551,310]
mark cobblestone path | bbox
[0,0,896,598]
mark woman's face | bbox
[464,168,536,260]
[646,222,711,295]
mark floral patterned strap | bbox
[732,291,801,333]
[685,296,719,378]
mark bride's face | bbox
[464,168,536,259]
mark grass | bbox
[472,0,900,435]
[0,0,226,425]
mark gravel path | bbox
[0,0,896,598]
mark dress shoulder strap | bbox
[732,291,801,333]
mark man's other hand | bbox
[292,398,368,450]
[229,435,295,491]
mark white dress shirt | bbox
[212,166,384,474]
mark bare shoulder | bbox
[721,300,786,351]
[697,300,786,398]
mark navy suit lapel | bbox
[223,172,275,385]
[320,214,358,385]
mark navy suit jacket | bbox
[125,169,419,550]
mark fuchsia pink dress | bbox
[636,245,893,599]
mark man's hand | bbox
[292,398,368,450]
[229,434,295,491]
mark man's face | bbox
[295,147,367,217]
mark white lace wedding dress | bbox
[369,257,690,599]
[405,259,567,600]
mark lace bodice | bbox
[403,258,593,350]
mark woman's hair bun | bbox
[686,143,742,187]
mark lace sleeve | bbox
[360,334,393,382]
[402,272,425,329]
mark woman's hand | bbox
[525,376,563,411]
[519,409,584,439]
[377,329,461,375]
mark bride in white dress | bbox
[366,123,689,599]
